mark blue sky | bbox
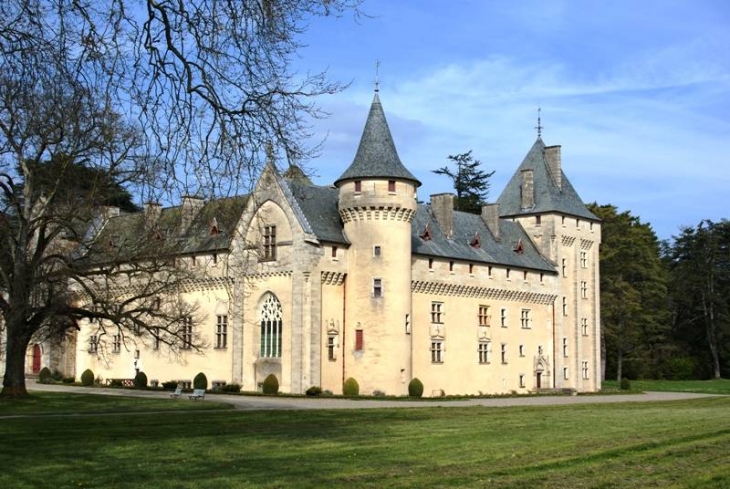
[291,0,729,240]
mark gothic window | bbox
[260,294,283,358]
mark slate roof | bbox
[412,204,557,272]
[81,195,248,264]
[497,138,598,221]
[285,180,348,245]
[334,93,421,187]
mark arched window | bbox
[260,293,283,358]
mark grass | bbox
[603,378,730,395]
[0,392,728,488]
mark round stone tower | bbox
[334,92,421,396]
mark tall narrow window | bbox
[580,251,588,268]
[562,338,568,357]
[519,345,525,357]
[112,334,121,353]
[260,294,283,358]
[431,341,443,363]
[449,261,454,272]
[373,245,381,257]
[581,318,589,336]
[428,258,434,270]
[581,281,588,299]
[388,180,396,192]
[501,343,507,364]
[562,258,567,277]
[215,315,228,349]
[430,302,444,323]
[355,329,364,351]
[332,246,338,258]
[535,215,541,226]
[181,316,193,350]
[478,305,490,327]
[88,335,98,353]
[478,342,491,364]
[520,309,531,329]
[373,278,383,298]
[327,336,337,361]
[500,308,507,327]
[582,361,589,379]
[562,297,568,316]
[469,263,474,274]
[153,327,161,350]
[519,374,525,388]
[262,225,277,261]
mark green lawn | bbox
[1,392,729,488]
[603,378,730,395]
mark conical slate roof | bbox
[497,138,597,220]
[334,93,421,187]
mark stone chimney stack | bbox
[181,195,204,235]
[521,169,535,209]
[481,203,500,241]
[544,145,562,190]
[430,193,455,238]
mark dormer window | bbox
[420,223,433,241]
[470,232,481,249]
[513,238,524,254]
[209,217,219,236]
[354,180,362,193]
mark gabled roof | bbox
[284,179,348,245]
[497,138,598,221]
[412,204,556,272]
[334,93,421,187]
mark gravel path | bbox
[27,382,721,411]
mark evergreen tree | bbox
[433,151,495,213]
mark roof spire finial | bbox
[535,106,543,138]
[374,59,380,93]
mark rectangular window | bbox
[332,246,337,258]
[488,266,493,277]
[519,374,525,388]
[88,335,98,353]
[535,215,541,226]
[428,258,434,270]
[478,305,490,327]
[354,180,362,192]
[500,308,507,328]
[431,341,443,364]
[580,251,588,268]
[388,180,396,192]
[563,367,569,380]
[581,281,588,299]
[562,258,567,277]
[212,253,218,264]
[449,261,454,272]
[355,329,364,351]
[582,361,589,379]
[478,342,491,364]
[181,317,193,350]
[506,269,511,279]
[262,225,277,261]
[520,309,531,329]
[373,245,381,257]
[327,336,337,361]
[373,278,383,298]
[469,263,474,274]
[215,315,228,349]
[519,345,525,357]
[430,302,444,324]
[562,338,568,357]
[523,271,528,281]
[581,318,589,336]
[112,334,121,353]
[562,297,568,316]
[501,343,507,364]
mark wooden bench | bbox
[189,388,206,400]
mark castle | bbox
[21,91,602,396]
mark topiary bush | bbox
[343,377,359,396]
[222,383,241,393]
[134,371,148,389]
[620,377,631,390]
[306,386,323,396]
[63,376,75,384]
[262,374,279,395]
[38,367,52,384]
[161,380,179,390]
[408,378,424,398]
[80,368,95,386]
[193,372,208,390]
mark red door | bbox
[32,344,41,373]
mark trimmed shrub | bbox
[372,389,386,397]
[134,371,148,389]
[262,374,279,395]
[63,377,75,384]
[51,369,64,381]
[306,386,323,397]
[161,380,179,390]
[38,367,52,384]
[109,379,124,387]
[343,377,359,397]
[222,383,241,393]
[408,378,424,398]
[193,372,208,390]
[80,369,95,386]
[620,378,631,390]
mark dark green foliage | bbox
[620,378,631,390]
[63,377,75,384]
[109,379,124,387]
[221,384,241,393]
[161,380,179,390]
[80,369,95,386]
[38,367,52,384]
[262,374,279,395]
[193,372,208,390]
[51,370,64,382]
[432,150,495,213]
[134,371,148,389]
[342,377,359,396]
[664,357,698,380]
[306,386,323,396]
[408,378,424,397]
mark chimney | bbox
[544,145,562,189]
[430,193,454,238]
[481,203,500,241]
[181,195,204,234]
[521,169,534,209]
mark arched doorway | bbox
[32,344,42,373]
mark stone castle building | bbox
[19,91,601,396]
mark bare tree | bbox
[0,0,361,396]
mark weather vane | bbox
[374,59,380,93]
[535,106,543,138]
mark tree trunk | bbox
[1,325,32,397]
[616,348,623,382]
